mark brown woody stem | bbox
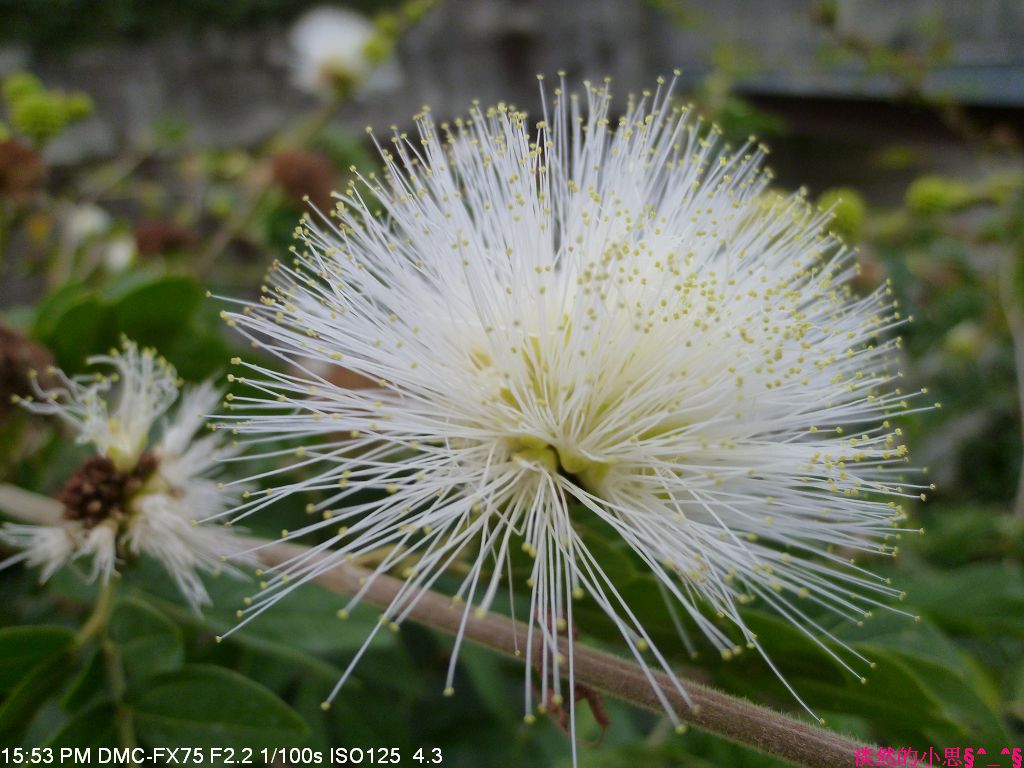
[255,540,863,768]
[0,487,864,767]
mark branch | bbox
[0,482,63,525]
[0,486,865,766]
[254,540,864,768]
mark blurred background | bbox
[1,1,1023,765]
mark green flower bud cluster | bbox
[905,175,978,215]
[365,0,438,66]
[818,187,867,243]
[2,71,94,146]
[943,321,985,360]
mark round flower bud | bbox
[818,187,866,243]
[2,71,43,105]
[10,92,67,144]
[943,321,985,360]
[65,92,95,121]
[906,175,976,215]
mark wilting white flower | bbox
[288,6,397,98]
[216,76,932,750]
[2,340,246,608]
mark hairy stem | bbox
[74,577,138,758]
[94,583,138,755]
[254,540,864,768]
[0,486,864,766]
[103,635,138,756]
[75,575,118,647]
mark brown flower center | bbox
[59,453,159,528]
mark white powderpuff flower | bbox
[288,6,396,98]
[21,339,180,471]
[216,76,932,747]
[3,340,247,608]
[122,493,241,609]
[0,523,78,582]
[77,521,118,583]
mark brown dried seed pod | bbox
[0,324,55,419]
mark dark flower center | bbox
[59,453,159,528]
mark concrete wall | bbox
[2,0,1021,164]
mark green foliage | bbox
[818,187,866,243]
[0,648,75,737]
[30,271,230,379]
[108,598,185,682]
[875,180,1023,504]
[906,175,980,215]
[712,96,786,144]
[563,523,1015,748]
[47,702,119,748]
[0,626,75,692]
[10,93,69,145]
[2,70,94,145]
[0,592,313,750]
[128,665,309,748]
[61,650,106,712]
[2,72,44,104]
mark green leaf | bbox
[161,314,234,380]
[128,664,308,749]
[0,653,75,737]
[61,649,106,712]
[314,125,376,174]
[28,272,224,380]
[33,284,91,339]
[0,626,75,692]
[199,577,396,657]
[108,598,183,682]
[99,267,169,303]
[900,562,1024,637]
[36,291,110,371]
[831,611,1000,710]
[459,644,515,721]
[567,553,1010,748]
[110,275,202,349]
[124,575,344,682]
[1008,659,1024,721]
[707,609,1009,745]
[47,701,118,748]
[910,507,1024,566]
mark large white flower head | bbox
[3,339,245,608]
[217,75,932,744]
